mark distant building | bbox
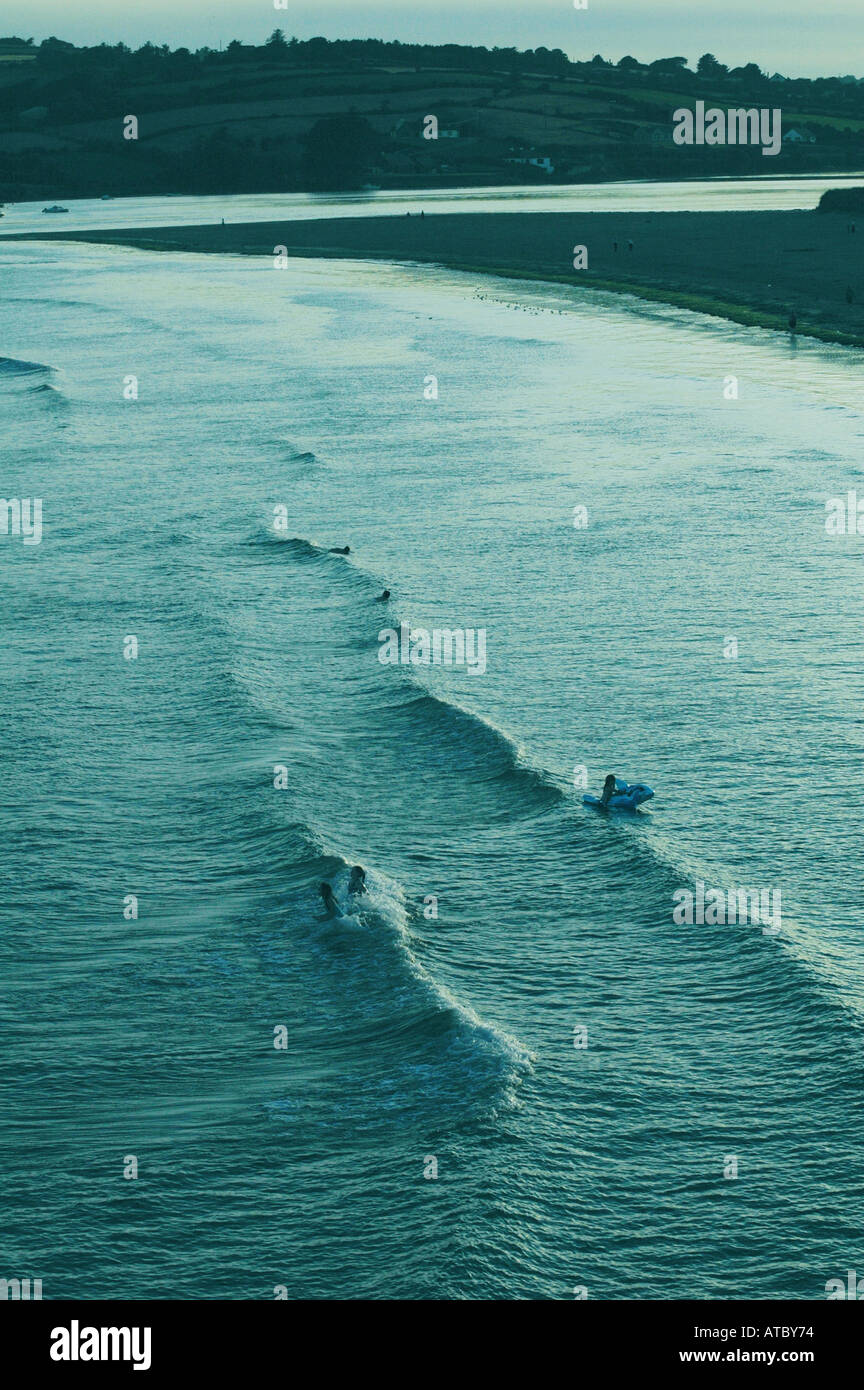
[506,154,555,173]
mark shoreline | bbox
[6,208,864,350]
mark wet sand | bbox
[8,207,864,347]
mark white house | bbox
[507,154,555,172]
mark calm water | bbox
[2,239,864,1299]
[3,172,864,235]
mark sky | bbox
[2,0,862,80]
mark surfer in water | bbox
[319,882,341,918]
[376,589,391,602]
[328,546,350,554]
[348,866,367,896]
[598,773,619,810]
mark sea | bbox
[2,199,864,1298]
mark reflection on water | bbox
[3,172,864,236]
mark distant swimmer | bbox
[348,865,367,895]
[319,882,340,918]
[599,773,618,810]
[376,589,391,602]
[328,546,350,554]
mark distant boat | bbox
[42,204,69,214]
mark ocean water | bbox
[2,238,864,1300]
[3,171,864,236]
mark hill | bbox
[1,34,863,199]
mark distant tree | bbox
[168,47,196,78]
[37,36,74,58]
[649,56,689,73]
[35,35,75,69]
[617,56,641,71]
[729,62,764,84]
[267,29,288,50]
[697,52,727,78]
[302,114,379,190]
[527,46,568,75]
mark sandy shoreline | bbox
[6,208,864,348]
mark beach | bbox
[10,205,864,347]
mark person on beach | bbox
[348,866,367,896]
[599,773,619,810]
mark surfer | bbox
[328,545,350,554]
[598,773,619,810]
[376,589,391,602]
[319,882,340,917]
[348,865,367,896]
